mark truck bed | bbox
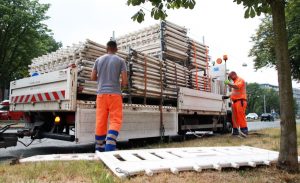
[10,68,77,111]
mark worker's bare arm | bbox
[91,70,97,81]
[121,71,128,87]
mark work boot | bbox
[232,128,239,136]
[240,127,248,138]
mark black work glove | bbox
[222,95,229,100]
[121,86,129,94]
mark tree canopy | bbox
[247,82,298,116]
[249,0,300,80]
[247,83,264,114]
[0,0,61,100]
[127,0,196,23]
[247,83,280,115]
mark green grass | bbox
[0,161,115,183]
[1,125,300,183]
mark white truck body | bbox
[10,68,77,111]
[10,67,227,143]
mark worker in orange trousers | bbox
[91,40,128,152]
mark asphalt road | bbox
[248,120,280,131]
[0,119,286,163]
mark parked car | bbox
[260,113,274,121]
[271,112,279,119]
[246,113,258,120]
[0,100,24,120]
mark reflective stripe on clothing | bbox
[107,133,118,140]
[106,140,117,145]
[105,130,119,151]
[230,76,247,101]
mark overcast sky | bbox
[39,0,299,89]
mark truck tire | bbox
[224,121,232,133]
[222,110,233,133]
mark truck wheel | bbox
[218,121,232,134]
[224,122,232,133]
[178,130,187,136]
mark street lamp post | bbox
[256,94,267,114]
[263,94,266,113]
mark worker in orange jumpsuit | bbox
[91,40,128,152]
[224,71,248,137]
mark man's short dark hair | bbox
[229,71,237,76]
[107,40,117,49]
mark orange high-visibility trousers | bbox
[95,94,123,136]
[231,100,247,128]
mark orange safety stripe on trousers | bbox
[95,94,123,136]
[231,100,247,128]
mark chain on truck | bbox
[0,21,232,149]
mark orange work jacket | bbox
[230,76,247,101]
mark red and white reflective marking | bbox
[11,90,65,103]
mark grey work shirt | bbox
[93,54,127,94]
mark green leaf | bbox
[257,8,262,16]
[132,0,144,6]
[131,9,145,23]
[158,2,163,10]
[153,10,160,19]
[137,13,144,23]
[244,7,250,18]
[250,7,256,18]
[166,3,171,9]
[188,0,195,9]
[151,0,161,7]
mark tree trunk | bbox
[270,0,298,172]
